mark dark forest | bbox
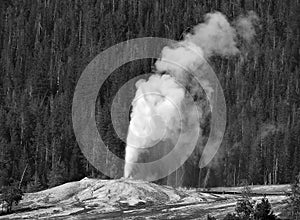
[0,0,299,192]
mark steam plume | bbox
[124,11,258,182]
[234,11,259,43]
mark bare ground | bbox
[0,178,290,219]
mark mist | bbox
[124,11,258,185]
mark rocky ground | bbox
[0,178,290,219]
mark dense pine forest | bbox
[0,0,299,192]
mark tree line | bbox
[0,0,299,191]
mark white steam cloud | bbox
[124,11,258,182]
[185,12,239,57]
[234,11,259,43]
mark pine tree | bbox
[48,161,67,188]
[287,174,300,220]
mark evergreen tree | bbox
[287,174,300,220]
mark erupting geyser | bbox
[124,11,258,186]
